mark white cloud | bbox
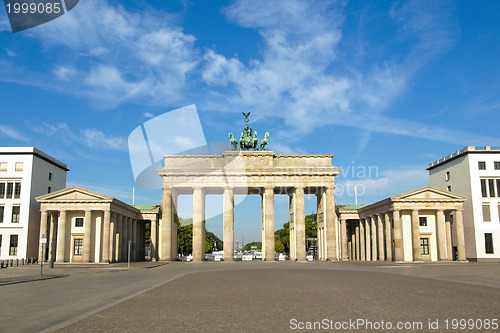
[143,112,154,118]
[54,66,78,81]
[0,125,27,141]
[80,128,127,152]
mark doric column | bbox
[192,187,205,262]
[115,214,122,262]
[365,217,371,261]
[445,211,453,260]
[48,212,56,262]
[83,210,92,262]
[362,219,367,260]
[340,218,348,261]
[371,215,377,261]
[39,210,48,261]
[294,186,305,261]
[393,209,403,261]
[102,210,111,263]
[384,213,392,261]
[161,187,173,261]
[171,191,178,260]
[263,186,276,261]
[56,210,67,262]
[109,212,116,262]
[150,216,157,262]
[223,187,234,262]
[377,214,384,261]
[132,219,138,261]
[436,209,446,261]
[455,209,466,261]
[411,209,421,261]
[325,187,337,260]
[355,220,360,260]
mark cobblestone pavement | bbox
[1,261,499,332]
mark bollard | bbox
[21,258,25,265]
[16,259,19,266]
[10,259,14,267]
[30,257,33,264]
[1,261,3,269]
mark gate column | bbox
[223,187,234,261]
[192,187,205,262]
[262,186,275,261]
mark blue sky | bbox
[1,0,499,242]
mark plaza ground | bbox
[1,261,499,332]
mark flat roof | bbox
[427,146,500,171]
[0,147,69,171]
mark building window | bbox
[419,217,428,226]
[495,162,500,170]
[481,179,488,197]
[478,161,486,170]
[447,185,452,192]
[497,180,500,198]
[482,204,491,222]
[445,171,450,181]
[9,235,18,256]
[14,183,21,199]
[48,172,52,181]
[11,206,20,223]
[0,182,4,198]
[489,179,496,197]
[0,206,3,223]
[6,182,13,198]
[75,217,84,227]
[0,162,7,171]
[0,235,2,256]
[485,233,494,254]
[74,239,83,256]
[15,162,23,171]
[420,238,429,255]
[47,187,51,194]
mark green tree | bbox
[205,231,223,253]
[274,213,317,254]
[275,239,284,253]
[243,241,262,251]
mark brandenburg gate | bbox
[154,150,340,262]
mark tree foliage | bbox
[275,213,317,254]
[243,241,262,251]
[176,217,223,255]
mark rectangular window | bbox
[9,235,18,256]
[481,179,488,197]
[489,179,496,197]
[6,182,13,198]
[0,235,2,256]
[74,239,83,256]
[15,162,23,171]
[485,233,494,254]
[482,204,491,222]
[0,206,3,223]
[419,216,428,226]
[11,206,20,223]
[48,187,51,194]
[495,162,500,170]
[0,182,4,198]
[14,183,21,199]
[48,172,52,181]
[420,238,429,255]
[0,162,7,171]
[447,185,452,192]
[478,161,486,170]
[75,217,84,227]
[445,171,450,181]
[497,180,500,198]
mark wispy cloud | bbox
[0,125,27,142]
[80,128,128,152]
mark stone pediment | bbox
[36,186,113,202]
[391,186,467,202]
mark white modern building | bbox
[0,147,67,260]
[428,146,500,262]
